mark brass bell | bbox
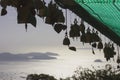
[92,30,101,42]
[1,8,7,16]
[63,33,70,46]
[98,41,103,49]
[85,27,92,43]
[69,19,80,39]
[54,24,63,33]
[79,20,85,34]
[117,65,120,69]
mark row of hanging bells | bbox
[0,0,65,31]
[0,0,37,31]
[80,28,101,44]
[69,18,101,44]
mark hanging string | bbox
[70,11,72,25]
[65,9,68,34]
[117,45,119,57]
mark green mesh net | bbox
[75,0,120,37]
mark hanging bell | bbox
[69,19,80,39]
[1,8,7,16]
[103,43,110,61]
[98,41,103,50]
[17,0,34,23]
[45,1,56,25]
[117,65,120,69]
[107,43,116,60]
[111,44,115,50]
[54,24,63,33]
[69,24,75,38]
[85,27,92,43]
[45,1,60,25]
[79,20,85,34]
[92,30,101,42]
[17,6,29,24]
[63,33,70,46]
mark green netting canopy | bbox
[75,0,120,36]
[55,0,120,46]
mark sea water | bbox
[0,59,113,80]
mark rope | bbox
[117,45,120,57]
[65,9,68,34]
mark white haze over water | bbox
[0,59,101,80]
[0,50,117,80]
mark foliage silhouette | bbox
[72,65,120,80]
[26,73,57,80]
[26,65,120,80]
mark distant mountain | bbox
[0,52,59,61]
